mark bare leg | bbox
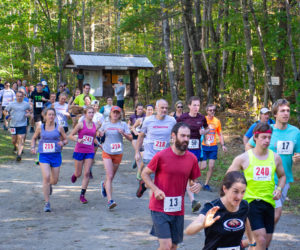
[40,163,51,202]
[81,158,93,189]
[17,134,25,156]
[103,158,119,201]
[205,159,215,185]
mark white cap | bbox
[91,100,99,105]
[260,107,270,114]
[41,80,47,86]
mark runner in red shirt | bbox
[142,122,201,250]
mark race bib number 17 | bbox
[277,141,294,155]
[164,196,182,212]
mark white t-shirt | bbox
[54,102,69,127]
[0,89,16,106]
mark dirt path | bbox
[0,135,299,249]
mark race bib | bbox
[253,166,271,181]
[43,143,55,153]
[82,135,93,145]
[217,246,240,250]
[188,139,199,149]
[153,140,167,151]
[164,196,182,212]
[59,120,66,126]
[277,141,294,155]
[111,143,122,153]
[36,102,43,108]
[10,128,16,135]
[205,134,215,145]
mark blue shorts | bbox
[10,126,27,135]
[202,145,218,160]
[39,152,62,167]
[188,149,202,162]
[73,152,95,161]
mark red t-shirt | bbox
[148,147,201,216]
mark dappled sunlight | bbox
[0,189,11,193]
[1,217,36,223]
[273,232,300,242]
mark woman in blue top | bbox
[31,108,68,212]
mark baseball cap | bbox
[111,106,122,112]
[91,100,99,105]
[41,80,47,86]
[118,78,123,83]
[36,82,43,87]
[260,108,270,114]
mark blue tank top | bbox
[38,124,61,153]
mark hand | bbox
[58,141,64,147]
[135,152,141,163]
[190,181,202,193]
[222,145,227,152]
[273,189,282,200]
[77,138,83,144]
[31,148,36,154]
[199,128,205,135]
[41,97,47,102]
[118,128,125,135]
[203,206,221,228]
[292,153,300,164]
[154,188,165,200]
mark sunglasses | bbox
[208,109,216,112]
[177,106,183,108]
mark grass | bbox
[0,129,15,163]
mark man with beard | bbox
[135,99,176,198]
[141,122,201,250]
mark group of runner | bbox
[1,77,300,249]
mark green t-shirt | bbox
[73,94,96,107]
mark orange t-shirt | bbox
[202,116,222,146]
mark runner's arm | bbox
[245,142,254,151]
[68,122,83,142]
[188,179,202,193]
[141,166,165,200]
[273,154,286,200]
[243,135,250,146]
[31,126,41,153]
[218,131,227,152]
[135,132,145,153]
[58,126,68,146]
[131,119,141,135]
[227,154,245,173]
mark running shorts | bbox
[73,152,95,161]
[275,183,290,208]
[39,152,62,168]
[116,100,124,109]
[10,126,27,135]
[248,200,274,233]
[34,113,43,123]
[150,210,184,245]
[102,151,123,165]
[188,149,202,162]
[202,145,218,160]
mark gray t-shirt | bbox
[141,115,176,160]
[54,102,69,127]
[115,84,125,101]
[5,101,31,127]
[100,120,130,155]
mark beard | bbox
[175,139,188,151]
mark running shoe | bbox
[71,174,77,183]
[101,181,107,198]
[203,184,212,192]
[49,184,52,195]
[192,200,201,212]
[44,202,51,212]
[16,155,21,162]
[35,161,39,165]
[108,200,117,209]
[80,194,88,204]
[136,180,147,198]
[30,127,34,133]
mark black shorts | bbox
[131,131,138,140]
[117,100,124,109]
[248,200,274,234]
[150,211,184,245]
[34,113,43,123]
[63,127,69,133]
[2,106,6,111]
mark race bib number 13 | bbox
[153,140,166,151]
[277,141,293,155]
[164,196,182,212]
[253,166,271,181]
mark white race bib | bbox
[111,143,122,153]
[59,120,66,126]
[82,135,93,145]
[253,166,271,181]
[217,246,240,250]
[205,134,215,145]
[277,141,294,155]
[188,139,199,149]
[10,128,16,135]
[36,102,43,108]
[164,196,182,212]
[153,140,167,151]
[43,143,55,153]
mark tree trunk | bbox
[161,1,178,107]
[81,0,86,51]
[90,1,95,51]
[67,0,73,51]
[115,0,121,53]
[57,0,63,84]
[240,0,256,109]
[182,20,194,101]
[30,0,38,80]
[285,0,300,123]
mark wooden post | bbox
[130,70,138,108]
[78,69,84,91]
